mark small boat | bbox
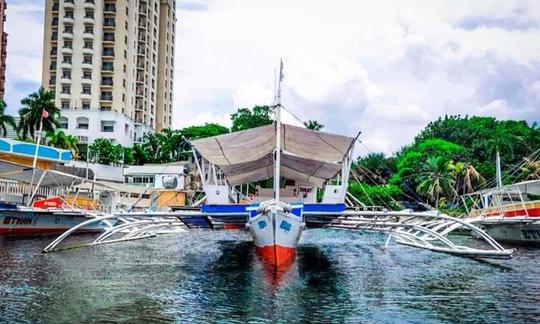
[464,179,540,244]
[190,61,357,267]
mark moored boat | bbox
[464,179,540,244]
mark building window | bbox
[103,47,114,56]
[58,117,68,129]
[85,10,94,19]
[84,41,93,49]
[64,40,72,49]
[49,76,56,85]
[61,85,70,94]
[62,55,71,64]
[82,102,90,110]
[51,31,58,41]
[104,17,115,27]
[64,25,73,34]
[102,61,114,71]
[83,55,92,64]
[52,2,59,11]
[51,47,57,55]
[77,117,89,129]
[103,32,115,42]
[101,121,115,132]
[50,61,57,70]
[101,76,113,86]
[61,69,71,79]
[64,10,74,19]
[61,101,69,109]
[101,91,112,100]
[104,3,116,12]
[84,25,93,34]
[82,70,92,79]
[100,106,111,111]
[82,85,91,94]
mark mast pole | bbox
[496,150,502,187]
[27,112,45,206]
[274,59,283,203]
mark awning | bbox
[191,123,355,186]
[0,159,86,187]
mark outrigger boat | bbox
[463,179,540,244]
[42,63,515,264]
[0,138,113,235]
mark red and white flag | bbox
[41,109,49,119]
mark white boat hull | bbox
[248,203,305,267]
[0,209,108,235]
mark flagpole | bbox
[27,111,46,206]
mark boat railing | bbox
[0,180,59,200]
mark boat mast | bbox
[274,59,284,202]
[496,150,502,187]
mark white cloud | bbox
[4,0,540,155]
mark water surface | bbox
[1,229,539,323]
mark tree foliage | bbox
[304,119,324,131]
[88,138,124,165]
[18,87,60,140]
[0,100,15,137]
[45,130,80,159]
[230,106,273,132]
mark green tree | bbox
[181,123,229,140]
[448,160,485,194]
[18,88,60,140]
[45,130,80,159]
[304,119,324,131]
[132,144,150,165]
[230,105,273,132]
[520,158,540,180]
[354,153,396,185]
[88,138,123,165]
[416,156,457,208]
[348,182,403,210]
[0,100,15,137]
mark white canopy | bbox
[191,123,355,186]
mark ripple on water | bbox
[0,229,539,323]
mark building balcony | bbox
[83,1,95,9]
[60,77,71,84]
[61,47,73,54]
[81,62,93,69]
[62,32,73,39]
[80,93,92,100]
[81,77,93,84]
[101,82,113,88]
[82,32,94,40]
[103,23,116,30]
[60,62,72,68]
[59,93,71,100]
[83,17,94,24]
[63,17,74,24]
[82,47,94,55]
[102,37,115,44]
[63,1,74,9]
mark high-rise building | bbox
[41,0,175,149]
[0,0,7,99]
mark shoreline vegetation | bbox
[1,88,539,211]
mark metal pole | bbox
[28,113,45,206]
[274,59,283,203]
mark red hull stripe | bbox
[256,245,296,267]
[485,207,540,218]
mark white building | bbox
[41,0,177,146]
[123,162,187,190]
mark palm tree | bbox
[521,158,540,180]
[156,128,184,161]
[448,161,485,194]
[304,119,324,131]
[18,87,60,141]
[46,130,80,159]
[0,100,16,137]
[416,156,457,208]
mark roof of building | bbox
[0,138,72,162]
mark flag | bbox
[41,109,49,119]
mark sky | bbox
[4,0,540,155]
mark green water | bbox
[1,229,539,323]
